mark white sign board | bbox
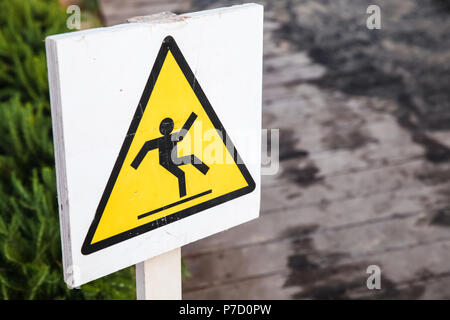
[46,3,263,287]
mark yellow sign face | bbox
[82,36,255,254]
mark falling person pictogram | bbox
[131,112,209,198]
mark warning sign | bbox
[82,36,256,254]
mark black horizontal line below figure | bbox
[131,112,209,198]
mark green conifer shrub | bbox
[0,0,135,299]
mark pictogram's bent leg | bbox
[178,155,209,175]
[163,163,186,197]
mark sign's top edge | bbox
[45,3,263,43]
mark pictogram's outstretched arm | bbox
[131,139,158,169]
[173,112,197,141]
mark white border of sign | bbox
[46,3,263,287]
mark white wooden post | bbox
[135,248,182,300]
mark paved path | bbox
[99,0,450,299]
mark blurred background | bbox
[1,0,450,299]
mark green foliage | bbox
[182,258,191,281]
[80,0,100,14]
[0,0,67,103]
[0,0,135,299]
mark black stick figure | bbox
[131,112,209,198]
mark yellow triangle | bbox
[82,36,255,254]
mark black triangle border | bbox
[81,36,256,255]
